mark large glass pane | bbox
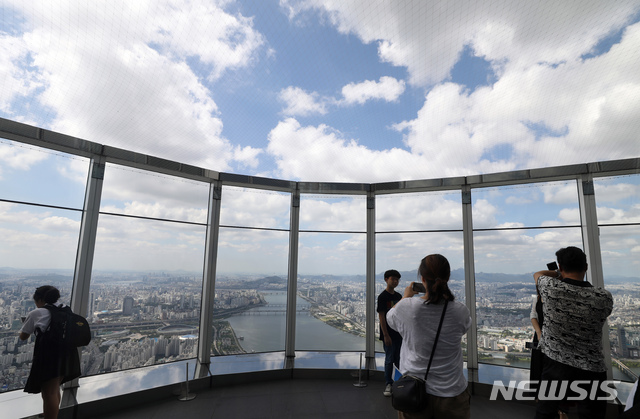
[595,174,640,383]
[210,186,290,362]
[219,186,290,229]
[299,195,366,232]
[0,138,89,209]
[0,203,80,392]
[213,228,290,356]
[472,180,580,229]
[85,214,206,378]
[296,232,366,352]
[594,174,640,226]
[375,232,466,352]
[375,190,464,355]
[376,191,463,232]
[474,227,582,370]
[100,164,209,223]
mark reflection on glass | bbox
[478,363,530,386]
[220,186,290,229]
[0,138,89,209]
[214,228,289,355]
[100,163,210,223]
[87,215,205,378]
[294,351,366,369]
[595,175,640,383]
[210,353,285,374]
[472,181,579,229]
[0,204,80,391]
[299,195,366,232]
[296,232,366,352]
[474,227,582,369]
[75,359,197,404]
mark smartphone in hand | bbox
[412,282,426,293]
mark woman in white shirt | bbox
[387,254,472,419]
[19,285,79,419]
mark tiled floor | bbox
[86,377,537,419]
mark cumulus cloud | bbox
[4,0,265,171]
[0,202,81,268]
[0,33,44,114]
[279,86,327,116]
[284,0,639,86]
[340,76,405,105]
[273,1,640,182]
[280,76,405,116]
[0,141,48,175]
[233,145,262,169]
[267,117,426,182]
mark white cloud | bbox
[392,21,640,178]
[0,141,48,176]
[280,76,404,116]
[300,196,366,231]
[279,86,327,116]
[541,183,579,205]
[557,208,581,224]
[505,195,535,205]
[286,0,639,86]
[597,205,640,224]
[595,181,640,203]
[340,76,405,105]
[233,145,262,169]
[267,117,433,182]
[0,202,81,268]
[272,1,640,182]
[4,0,265,171]
[219,186,291,229]
[0,33,44,114]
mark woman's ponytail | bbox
[418,254,455,304]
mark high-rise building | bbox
[122,296,134,316]
[618,325,630,358]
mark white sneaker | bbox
[383,384,392,397]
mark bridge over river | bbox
[235,304,309,316]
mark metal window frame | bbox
[2,117,639,398]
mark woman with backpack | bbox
[19,285,81,419]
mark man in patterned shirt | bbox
[533,246,613,419]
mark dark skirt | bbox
[529,333,543,397]
[24,331,81,394]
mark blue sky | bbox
[1,0,639,275]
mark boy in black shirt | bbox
[377,269,402,396]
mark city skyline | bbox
[2,268,639,394]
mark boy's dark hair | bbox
[556,246,587,273]
[384,269,401,280]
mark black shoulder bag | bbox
[391,300,449,413]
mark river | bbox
[226,291,370,353]
[226,291,639,383]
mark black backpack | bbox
[44,305,92,348]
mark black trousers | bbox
[534,355,608,419]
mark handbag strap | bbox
[423,299,449,381]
